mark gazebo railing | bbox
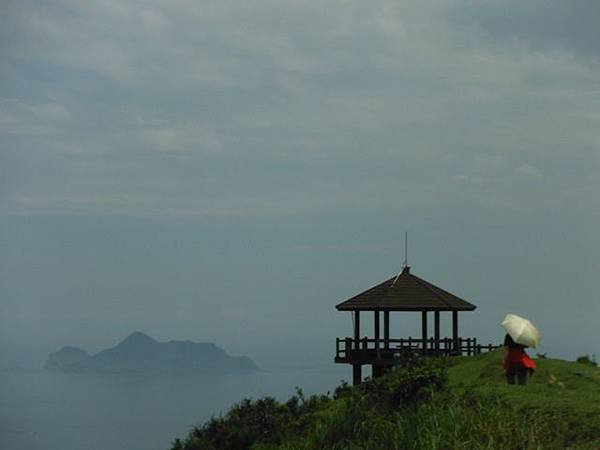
[335,336,501,360]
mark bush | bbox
[171,388,332,450]
[170,356,448,450]
[575,355,597,366]
[356,360,447,413]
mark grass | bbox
[171,350,600,450]
[446,348,600,448]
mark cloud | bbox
[447,0,600,62]
[0,0,599,217]
[140,125,223,153]
[516,163,543,180]
[0,98,71,136]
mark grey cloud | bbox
[448,0,600,62]
[1,0,599,219]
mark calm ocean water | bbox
[0,364,347,450]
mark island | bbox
[44,331,258,373]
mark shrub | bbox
[356,360,447,413]
[170,356,449,450]
[171,390,332,450]
[575,355,597,366]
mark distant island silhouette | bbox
[45,331,258,373]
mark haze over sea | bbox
[0,364,346,450]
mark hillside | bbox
[171,349,600,449]
[44,331,258,373]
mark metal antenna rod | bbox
[404,231,408,267]
[392,231,408,286]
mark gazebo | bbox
[334,265,496,385]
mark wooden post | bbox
[352,364,362,386]
[354,311,360,351]
[384,311,390,350]
[452,311,458,354]
[434,311,440,351]
[421,311,428,352]
[372,365,384,379]
[374,310,380,358]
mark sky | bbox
[1,0,599,369]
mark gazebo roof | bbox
[335,266,476,312]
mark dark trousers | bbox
[506,366,527,385]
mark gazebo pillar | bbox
[353,311,360,350]
[353,364,362,386]
[421,311,428,352]
[434,311,440,350]
[353,311,361,385]
[452,311,458,354]
[374,311,380,354]
[372,311,381,379]
[383,311,390,350]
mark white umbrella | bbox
[501,314,541,348]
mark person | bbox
[503,333,536,385]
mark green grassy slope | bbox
[447,349,600,447]
[171,351,600,450]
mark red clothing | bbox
[503,348,536,371]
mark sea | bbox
[0,364,348,450]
